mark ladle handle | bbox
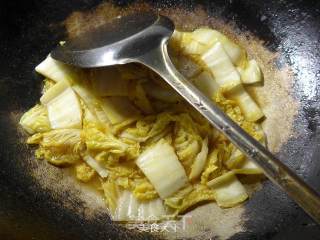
[137,39,320,224]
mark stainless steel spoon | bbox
[51,12,320,223]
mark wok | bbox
[1,0,320,239]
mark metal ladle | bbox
[51,12,320,223]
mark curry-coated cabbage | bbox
[19,26,266,222]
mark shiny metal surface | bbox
[51,12,320,224]
[51,12,172,67]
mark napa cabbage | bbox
[19,104,51,134]
[20,26,267,221]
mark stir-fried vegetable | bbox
[207,171,248,208]
[238,59,262,84]
[40,80,70,105]
[142,81,181,103]
[136,140,189,199]
[225,85,264,122]
[47,87,82,129]
[75,162,96,182]
[83,155,109,178]
[90,67,129,97]
[164,184,215,214]
[35,55,81,83]
[113,190,167,221]
[201,42,241,91]
[102,180,120,215]
[192,71,219,98]
[100,96,140,124]
[20,25,266,222]
[189,137,209,180]
[20,104,51,134]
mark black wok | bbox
[1,0,320,239]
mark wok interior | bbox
[1,0,320,239]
